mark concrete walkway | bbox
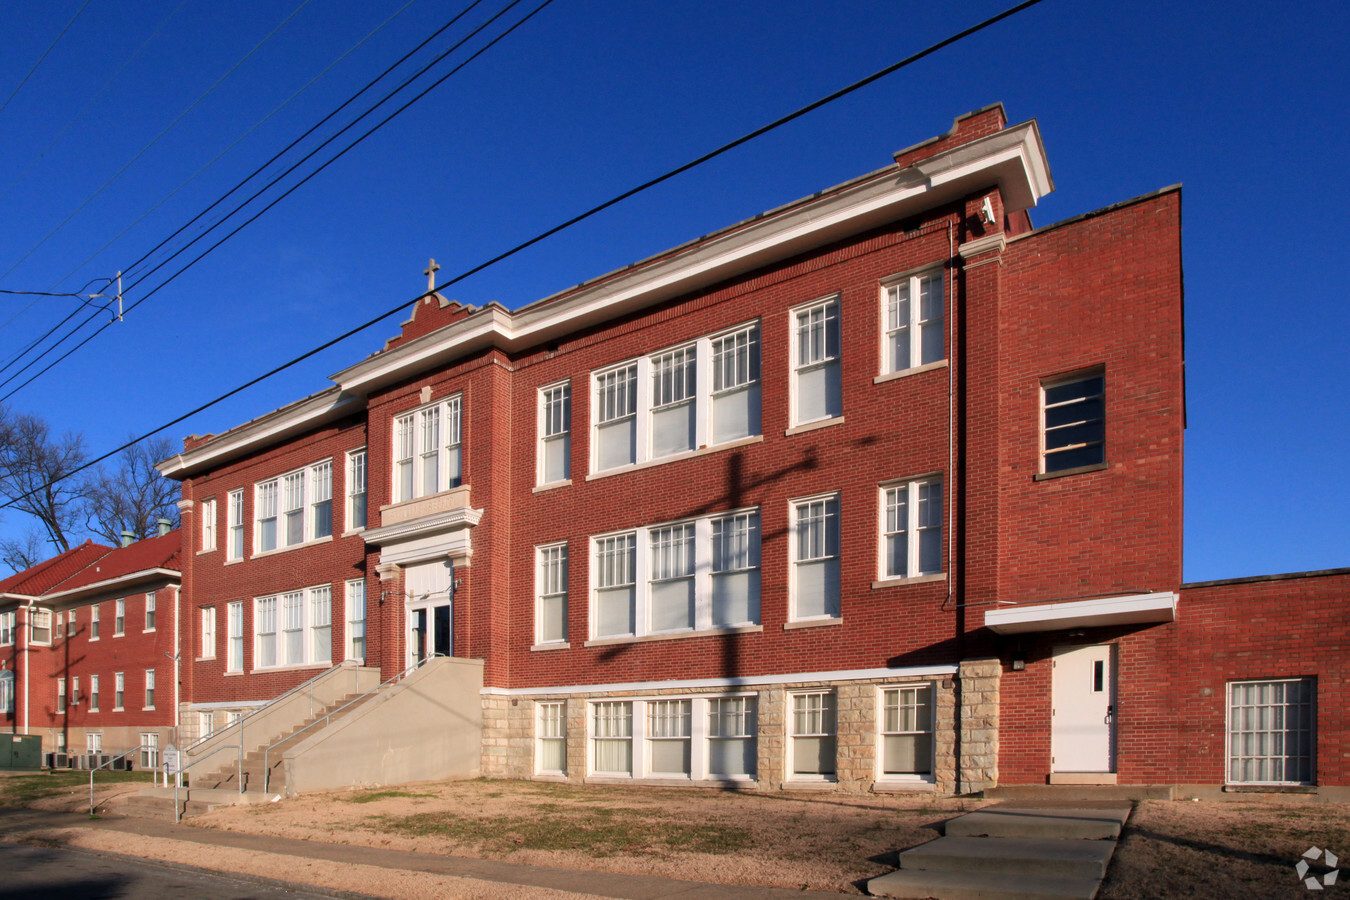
[0,808,843,900]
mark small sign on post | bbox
[163,745,181,775]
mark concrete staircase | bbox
[105,786,277,822]
[189,692,371,795]
[868,805,1131,900]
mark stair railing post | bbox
[263,746,270,794]
[238,720,244,794]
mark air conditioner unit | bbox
[111,756,133,771]
[50,752,69,768]
[69,754,87,770]
[89,753,111,769]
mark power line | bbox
[0,0,488,385]
[0,0,1047,514]
[0,0,94,118]
[0,0,515,394]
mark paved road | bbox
[0,841,350,900]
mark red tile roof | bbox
[49,530,181,594]
[0,540,113,597]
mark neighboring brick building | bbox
[0,529,181,768]
[125,103,1346,796]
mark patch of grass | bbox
[0,771,153,807]
[342,790,434,804]
[369,806,752,857]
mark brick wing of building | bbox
[7,103,1338,797]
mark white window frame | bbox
[877,684,936,783]
[535,543,568,646]
[254,586,332,670]
[114,672,125,711]
[255,460,334,553]
[227,489,245,560]
[536,700,567,776]
[144,668,156,709]
[89,674,99,711]
[30,608,52,645]
[0,670,11,715]
[590,700,634,776]
[537,382,571,485]
[113,599,125,636]
[71,675,80,706]
[56,677,66,714]
[589,508,761,640]
[90,604,100,640]
[878,477,943,581]
[392,396,463,503]
[144,592,156,632]
[87,732,102,754]
[1226,678,1315,786]
[66,608,76,637]
[880,268,945,375]
[345,579,366,662]
[788,690,837,781]
[200,497,217,551]
[1041,371,1105,474]
[590,322,762,474]
[790,296,842,426]
[200,607,216,659]
[346,449,367,531]
[139,732,159,770]
[198,712,214,739]
[586,694,758,782]
[226,601,244,673]
[0,610,14,645]
[789,493,841,621]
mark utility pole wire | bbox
[0,0,94,118]
[0,0,1046,513]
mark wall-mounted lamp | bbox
[1011,653,1026,671]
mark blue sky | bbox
[0,0,1346,582]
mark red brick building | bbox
[0,530,181,768]
[143,104,1345,796]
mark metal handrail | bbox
[167,744,251,823]
[262,655,435,794]
[183,659,354,753]
[88,745,151,816]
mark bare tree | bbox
[0,412,89,556]
[83,436,181,546]
[0,529,54,572]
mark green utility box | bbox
[0,733,42,770]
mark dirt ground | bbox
[14,778,1350,898]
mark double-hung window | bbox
[594,365,638,470]
[346,449,367,530]
[89,674,99,711]
[0,671,12,714]
[538,383,571,485]
[393,397,462,503]
[647,700,692,777]
[1228,678,1314,785]
[227,601,244,672]
[0,610,14,645]
[114,599,125,636]
[67,609,76,636]
[790,691,836,778]
[537,701,567,775]
[708,697,756,778]
[256,586,332,669]
[591,509,761,640]
[1042,372,1105,474]
[791,297,842,425]
[90,605,100,639]
[791,495,840,620]
[880,685,934,778]
[200,607,216,659]
[345,580,366,661]
[592,323,762,474]
[882,270,944,374]
[71,675,80,706]
[880,478,943,580]
[144,592,156,631]
[114,672,125,710]
[30,608,52,644]
[140,733,158,770]
[257,461,334,552]
[201,497,217,551]
[535,543,568,645]
[227,490,245,559]
[57,678,66,713]
[591,701,633,776]
[144,669,155,709]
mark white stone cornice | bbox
[958,233,1007,260]
[363,506,483,546]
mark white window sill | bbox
[252,534,335,559]
[533,479,572,494]
[196,657,215,663]
[143,706,155,712]
[872,573,947,590]
[584,624,763,648]
[784,416,845,437]
[873,359,948,384]
[143,629,156,634]
[873,778,937,793]
[88,638,99,643]
[531,641,571,652]
[783,617,842,631]
[197,548,216,556]
[113,634,124,639]
[340,528,367,538]
[587,435,764,482]
[223,671,245,677]
[224,557,245,566]
[113,707,124,713]
[533,772,569,782]
[251,662,332,674]
[782,778,837,790]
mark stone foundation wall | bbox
[480,671,961,794]
[957,657,1000,792]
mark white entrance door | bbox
[1051,644,1115,773]
[406,560,453,666]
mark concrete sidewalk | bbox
[0,808,846,899]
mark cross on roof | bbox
[424,258,440,293]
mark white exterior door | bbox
[405,560,453,666]
[1051,643,1115,773]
